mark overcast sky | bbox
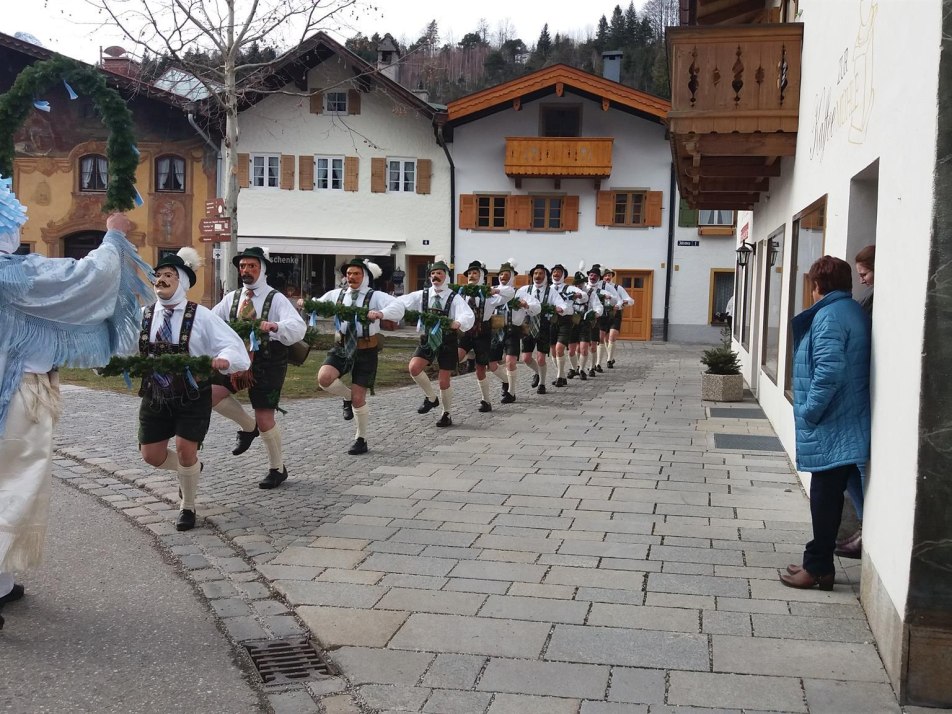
[2,0,645,64]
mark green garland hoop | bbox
[302,298,372,325]
[404,309,455,332]
[450,283,492,298]
[99,354,213,378]
[0,56,138,211]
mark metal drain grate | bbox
[243,637,334,684]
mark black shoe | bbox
[595,365,604,373]
[176,509,196,531]
[567,368,577,379]
[478,400,492,413]
[537,385,547,395]
[232,426,259,456]
[342,400,354,421]
[607,360,615,369]
[436,413,453,427]
[501,383,510,396]
[347,437,368,455]
[259,467,288,489]
[531,374,540,388]
[556,378,568,387]
[579,371,588,381]
[588,368,597,377]
[418,397,440,414]
[0,583,24,605]
[501,392,516,404]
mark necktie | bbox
[432,292,443,311]
[349,289,360,303]
[157,306,175,343]
[238,289,256,319]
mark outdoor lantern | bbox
[736,240,754,267]
[768,239,781,267]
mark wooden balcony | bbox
[504,137,613,183]
[667,23,803,209]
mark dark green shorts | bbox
[323,347,378,388]
[553,316,574,346]
[459,331,492,365]
[138,386,212,445]
[413,333,459,371]
[213,356,288,410]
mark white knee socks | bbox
[260,424,283,470]
[570,353,579,370]
[321,378,353,401]
[159,449,179,471]
[539,360,548,383]
[354,404,369,439]
[506,368,518,396]
[607,341,616,362]
[412,371,437,400]
[524,359,539,374]
[490,366,508,386]
[478,377,491,402]
[213,394,257,432]
[440,386,453,415]
[178,461,201,510]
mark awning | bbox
[237,237,402,256]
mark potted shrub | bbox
[700,327,744,401]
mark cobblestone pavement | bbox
[52,342,902,714]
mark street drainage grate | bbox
[243,637,334,685]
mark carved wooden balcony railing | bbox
[504,137,614,183]
[667,23,803,209]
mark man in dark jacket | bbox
[782,255,871,590]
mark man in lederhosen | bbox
[600,267,634,368]
[456,260,513,413]
[139,251,250,531]
[399,257,475,427]
[549,263,587,388]
[577,266,610,378]
[313,259,405,455]
[520,264,566,395]
[211,247,306,489]
[490,260,540,403]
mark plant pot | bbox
[701,372,744,402]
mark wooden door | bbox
[406,255,435,292]
[615,270,653,341]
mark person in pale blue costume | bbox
[0,182,152,629]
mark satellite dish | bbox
[103,46,129,57]
[14,32,45,48]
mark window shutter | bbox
[416,158,432,194]
[562,195,580,231]
[309,91,323,114]
[645,191,664,227]
[236,153,250,188]
[508,195,532,230]
[595,190,614,226]
[459,194,476,229]
[299,156,314,190]
[371,157,386,193]
[344,156,359,192]
[280,155,295,190]
[678,197,698,227]
[347,89,361,115]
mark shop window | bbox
[710,270,735,325]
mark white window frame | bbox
[251,154,280,189]
[315,156,344,191]
[387,158,416,193]
[698,209,735,227]
[324,91,348,114]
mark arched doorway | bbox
[63,231,105,260]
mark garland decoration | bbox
[99,354,213,378]
[228,318,269,343]
[404,309,456,332]
[301,298,371,325]
[540,303,558,317]
[450,283,492,298]
[0,56,139,211]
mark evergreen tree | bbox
[609,5,626,49]
[595,15,609,52]
[624,2,639,45]
[537,24,552,60]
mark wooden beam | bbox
[696,133,797,157]
[513,97,521,111]
[698,0,764,25]
[687,191,760,203]
[695,177,768,193]
[682,160,782,178]
[602,98,610,111]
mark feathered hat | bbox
[588,263,602,278]
[464,260,488,284]
[155,247,203,287]
[428,255,451,274]
[498,257,518,275]
[340,258,383,279]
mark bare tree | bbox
[86,0,367,289]
[641,0,680,38]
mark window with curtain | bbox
[252,155,280,188]
[156,155,186,192]
[710,270,735,324]
[79,154,108,192]
[316,157,344,190]
[387,159,416,192]
[698,209,734,226]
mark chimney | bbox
[376,34,401,84]
[100,46,141,78]
[601,50,623,83]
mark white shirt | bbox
[509,286,543,326]
[398,287,476,333]
[606,281,634,306]
[315,287,406,336]
[551,281,587,315]
[212,285,307,346]
[143,302,250,374]
[526,282,567,314]
[459,284,512,322]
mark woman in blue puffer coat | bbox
[781,255,871,590]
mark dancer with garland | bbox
[211,247,306,489]
[0,192,152,629]
[549,263,587,388]
[599,267,633,368]
[456,260,513,413]
[399,257,475,427]
[312,259,405,455]
[489,260,540,403]
[520,264,567,395]
[573,266,607,379]
[139,250,249,531]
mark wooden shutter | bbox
[371,157,387,193]
[344,156,359,191]
[416,158,432,194]
[678,197,698,227]
[508,195,532,230]
[280,155,295,190]
[309,91,323,114]
[236,153,250,188]
[645,190,664,227]
[347,89,361,115]
[595,190,614,226]
[298,156,314,190]
[562,195,580,231]
[459,194,477,229]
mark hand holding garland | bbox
[99,354,214,378]
[403,309,456,332]
[301,298,372,325]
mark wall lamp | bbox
[736,240,755,268]
[767,239,781,267]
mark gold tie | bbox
[239,289,256,319]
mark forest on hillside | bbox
[345,0,680,103]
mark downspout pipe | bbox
[436,124,456,268]
[662,161,677,341]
